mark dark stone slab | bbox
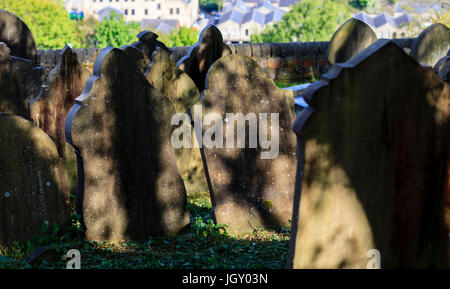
[146,50,207,193]
[200,54,297,234]
[289,39,449,269]
[410,23,450,67]
[0,10,38,64]
[327,19,378,64]
[131,30,171,61]
[0,113,70,247]
[177,25,232,92]
[65,46,190,241]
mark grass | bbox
[0,191,290,269]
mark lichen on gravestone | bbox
[199,54,297,235]
[146,49,207,193]
[65,46,190,241]
[0,113,70,248]
[289,39,449,269]
[410,23,450,67]
[327,18,378,65]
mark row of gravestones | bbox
[1,9,449,268]
[289,20,449,268]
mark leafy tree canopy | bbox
[159,27,199,47]
[94,11,141,48]
[0,0,82,49]
[250,0,352,43]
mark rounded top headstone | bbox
[0,10,38,64]
[327,18,378,65]
[410,23,450,67]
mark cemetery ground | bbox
[0,190,290,269]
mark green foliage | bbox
[200,0,223,12]
[0,0,82,49]
[250,0,351,43]
[94,11,141,48]
[159,27,199,47]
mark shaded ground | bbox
[0,191,290,269]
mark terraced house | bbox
[64,0,199,27]
[353,11,412,38]
[217,0,288,43]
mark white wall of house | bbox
[65,0,199,27]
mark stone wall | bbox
[38,39,415,84]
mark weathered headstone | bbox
[200,54,297,234]
[177,25,232,91]
[434,56,450,83]
[289,40,449,269]
[65,47,190,241]
[0,113,70,247]
[29,45,91,159]
[0,42,36,119]
[131,30,171,61]
[410,23,450,67]
[28,45,91,201]
[146,49,207,192]
[0,10,38,64]
[327,18,378,65]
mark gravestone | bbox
[65,46,190,241]
[120,44,151,74]
[0,113,70,247]
[0,10,38,64]
[200,54,297,234]
[327,18,378,65]
[29,45,91,199]
[29,45,91,159]
[131,30,171,61]
[177,25,232,92]
[146,50,207,192]
[0,42,36,119]
[289,40,449,269]
[410,23,450,67]
[434,56,450,83]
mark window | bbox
[145,9,148,15]
[170,8,173,14]
[131,9,135,15]
[157,3,161,9]
[125,9,128,15]
[393,32,397,39]
[176,8,180,14]
[245,29,248,36]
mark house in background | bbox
[64,0,199,28]
[222,0,301,11]
[141,18,180,34]
[353,11,412,38]
[96,6,124,21]
[217,0,285,43]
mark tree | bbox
[159,27,199,47]
[94,11,141,48]
[250,0,351,43]
[0,0,82,49]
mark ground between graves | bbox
[0,191,290,269]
